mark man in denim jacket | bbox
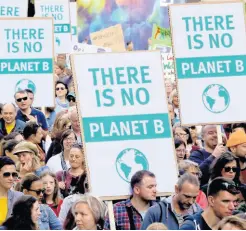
[21,173,62,230]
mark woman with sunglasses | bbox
[41,172,63,216]
[55,81,69,113]
[56,143,88,198]
[0,195,41,230]
[21,173,62,230]
[201,152,241,195]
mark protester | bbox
[173,125,193,158]
[169,89,179,119]
[175,139,187,163]
[23,121,45,164]
[189,126,203,152]
[67,92,76,107]
[25,89,35,106]
[41,171,63,216]
[189,125,226,186]
[69,106,82,143]
[15,90,48,132]
[56,143,87,198]
[180,177,240,230]
[47,129,76,174]
[0,195,40,230]
[46,111,71,163]
[146,223,168,230]
[21,173,62,230]
[13,141,49,178]
[165,79,173,99]
[44,107,56,131]
[3,132,24,142]
[227,130,246,184]
[168,103,179,126]
[0,103,26,136]
[55,81,69,113]
[1,139,19,162]
[72,194,107,230]
[217,215,246,230]
[178,160,208,209]
[0,157,23,225]
[104,170,157,230]
[141,173,201,230]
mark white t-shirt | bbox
[46,153,70,174]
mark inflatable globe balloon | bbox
[202,84,230,113]
[116,148,149,182]
[15,79,36,94]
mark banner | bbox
[90,24,126,52]
[71,51,178,198]
[169,1,246,125]
[70,1,77,43]
[35,0,71,54]
[0,18,54,107]
[0,0,28,17]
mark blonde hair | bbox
[16,153,40,173]
[169,89,178,104]
[51,111,70,139]
[147,223,168,230]
[217,216,246,230]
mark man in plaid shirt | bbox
[104,170,157,230]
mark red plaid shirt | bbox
[104,198,155,230]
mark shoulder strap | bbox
[158,202,163,223]
[126,206,136,230]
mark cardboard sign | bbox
[0,18,54,107]
[169,1,246,125]
[0,0,28,17]
[70,2,77,43]
[71,51,178,198]
[90,24,126,52]
[35,0,71,54]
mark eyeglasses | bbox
[68,97,75,102]
[56,87,65,91]
[3,172,18,178]
[175,133,187,137]
[16,97,28,102]
[28,188,45,195]
[224,167,239,173]
[221,182,239,193]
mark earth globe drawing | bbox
[15,79,36,94]
[115,148,149,183]
[202,84,230,113]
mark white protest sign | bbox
[0,18,54,107]
[0,0,28,17]
[71,51,178,198]
[70,2,77,43]
[72,43,112,54]
[35,0,71,54]
[169,2,246,125]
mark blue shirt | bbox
[16,107,48,130]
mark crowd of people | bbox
[0,1,245,230]
[0,49,244,230]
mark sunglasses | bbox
[221,182,239,193]
[28,188,45,195]
[224,167,239,173]
[3,172,18,178]
[16,97,28,102]
[68,97,75,102]
[56,87,65,91]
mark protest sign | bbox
[35,0,71,54]
[162,53,175,82]
[70,1,77,43]
[0,18,54,107]
[71,51,178,198]
[90,24,126,52]
[0,0,28,17]
[151,24,172,52]
[169,1,246,125]
[72,43,111,54]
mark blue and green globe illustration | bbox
[202,84,230,114]
[15,79,36,94]
[115,148,149,183]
